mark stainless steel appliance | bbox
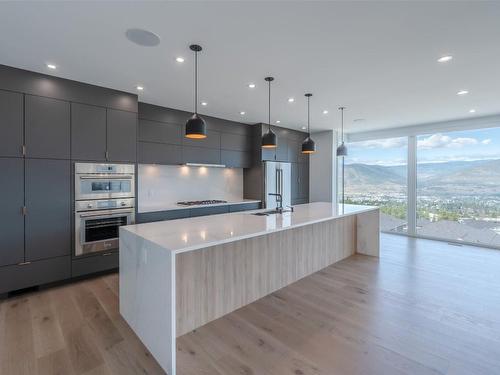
[74,163,135,256]
[264,161,291,209]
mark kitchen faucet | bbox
[268,193,294,213]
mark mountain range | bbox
[345,159,500,196]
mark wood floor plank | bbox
[1,297,38,374]
[37,348,75,375]
[30,291,66,359]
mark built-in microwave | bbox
[75,163,135,201]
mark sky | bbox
[346,126,500,165]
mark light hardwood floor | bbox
[1,233,500,375]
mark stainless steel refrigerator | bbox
[264,161,291,209]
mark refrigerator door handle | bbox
[279,169,283,195]
[275,168,279,202]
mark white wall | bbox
[138,164,243,212]
[309,130,338,204]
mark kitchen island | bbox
[119,202,379,375]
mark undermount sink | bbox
[251,209,293,216]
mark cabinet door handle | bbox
[105,151,109,160]
[21,145,26,157]
[18,261,31,266]
[21,206,27,216]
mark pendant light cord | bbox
[268,79,271,131]
[194,50,198,114]
[307,96,311,136]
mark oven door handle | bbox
[79,210,134,218]
[78,175,133,180]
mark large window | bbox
[416,128,500,247]
[343,137,408,233]
[343,126,500,249]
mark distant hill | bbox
[345,159,500,196]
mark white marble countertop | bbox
[122,202,378,254]
[137,199,261,213]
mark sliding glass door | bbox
[343,137,408,233]
[416,128,500,247]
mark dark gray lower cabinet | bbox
[0,90,23,158]
[72,252,119,278]
[183,146,220,164]
[107,109,137,162]
[0,158,25,266]
[229,202,261,212]
[0,256,70,294]
[138,141,182,165]
[190,205,229,217]
[136,209,190,223]
[25,159,71,261]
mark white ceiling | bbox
[0,1,499,134]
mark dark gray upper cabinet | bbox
[0,90,23,158]
[71,103,107,161]
[183,130,221,149]
[138,142,182,165]
[183,146,220,164]
[107,109,137,162]
[221,133,251,152]
[138,119,182,145]
[275,137,288,162]
[221,150,252,168]
[25,95,70,159]
[25,158,71,261]
[0,158,25,266]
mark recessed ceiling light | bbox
[136,85,144,91]
[288,98,295,103]
[457,90,469,96]
[248,83,256,88]
[240,111,246,115]
[469,109,476,113]
[301,126,307,130]
[276,120,281,123]
[46,63,56,70]
[323,110,329,114]
[201,101,207,106]
[437,55,453,63]
[175,57,185,63]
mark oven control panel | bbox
[75,198,135,212]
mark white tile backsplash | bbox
[138,164,244,211]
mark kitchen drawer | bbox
[189,205,229,217]
[71,252,118,277]
[229,202,261,212]
[0,256,70,294]
[136,209,190,223]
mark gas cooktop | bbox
[177,200,228,206]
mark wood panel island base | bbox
[119,203,379,375]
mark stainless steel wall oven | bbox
[74,163,135,256]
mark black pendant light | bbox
[301,93,316,154]
[262,77,277,148]
[185,44,207,139]
[336,106,348,156]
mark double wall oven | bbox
[74,163,135,257]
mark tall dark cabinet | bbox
[0,90,23,157]
[0,158,24,266]
[25,159,71,261]
[0,64,138,295]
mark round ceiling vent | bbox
[125,28,161,47]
